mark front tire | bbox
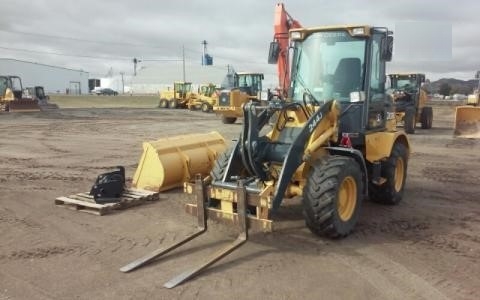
[420,106,433,129]
[404,106,416,134]
[369,142,408,205]
[303,156,363,238]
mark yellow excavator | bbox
[454,74,480,138]
[122,24,410,288]
[388,73,433,134]
[213,72,264,124]
[0,75,40,112]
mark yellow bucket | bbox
[454,106,480,138]
[132,131,227,192]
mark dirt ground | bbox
[0,102,479,300]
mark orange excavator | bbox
[269,3,302,98]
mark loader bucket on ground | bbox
[8,99,41,112]
[454,106,480,138]
[132,131,227,192]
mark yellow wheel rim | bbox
[394,157,405,192]
[337,176,357,221]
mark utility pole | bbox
[120,72,125,94]
[201,40,207,65]
[182,45,186,82]
[476,71,480,92]
[133,58,141,76]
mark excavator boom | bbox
[272,3,302,97]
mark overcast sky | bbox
[1,0,478,86]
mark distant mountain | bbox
[425,78,478,95]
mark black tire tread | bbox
[222,116,237,124]
[210,147,233,181]
[369,142,408,205]
[404,106,416,134]
[421,106,433,129]
[303,156,363,238]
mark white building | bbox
[0,58,89,94]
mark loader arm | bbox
[236,100,339,210]
[270,100,338,210]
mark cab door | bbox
[366,32,388,131]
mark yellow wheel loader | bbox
[0,76,40,112]
[454,89,480,138]
[388,73,433,134]
[186,83,217,112]
[213,72,264,124]
[123,25,410,288]
[158,82,195,109]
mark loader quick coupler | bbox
[89,166,125,203]
[120,174,248,288]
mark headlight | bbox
[290,31,303,40]
[351,27,365,36]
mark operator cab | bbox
[174,82,192,98]
[234,72,264,97]
[387,73,425,112]
[288,26,394,146]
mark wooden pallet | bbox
[55,188,159,216]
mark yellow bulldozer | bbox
[186,83,218,112]
[25,86,59,110]
[213,72,264,124]
[0,75,40,112]
[121,25,410,288]
[158,81,195,109]
[388,73,433,134]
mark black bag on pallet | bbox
[89,166,125,203]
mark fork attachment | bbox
[120,174,248,288]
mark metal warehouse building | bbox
[0,58,89,94]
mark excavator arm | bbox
[272,3,302,98]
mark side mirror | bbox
[381,36,393,61]
[268,41,280,64]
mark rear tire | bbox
[404,107,416,134]
[168,98,178,109]
[201,103,211,113]
[303,156,363,238]
[158,98,168,108]
[369,142,408,205]
[421,106,433,129]
[222,116,237,124]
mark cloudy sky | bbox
[1,0,478,86]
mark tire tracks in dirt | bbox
[0,208,43,230]
[333,248,451,300]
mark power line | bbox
[0,29,268,65]
[0,45,184,62]
[0,45,132,60]
[0,29,174,50]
